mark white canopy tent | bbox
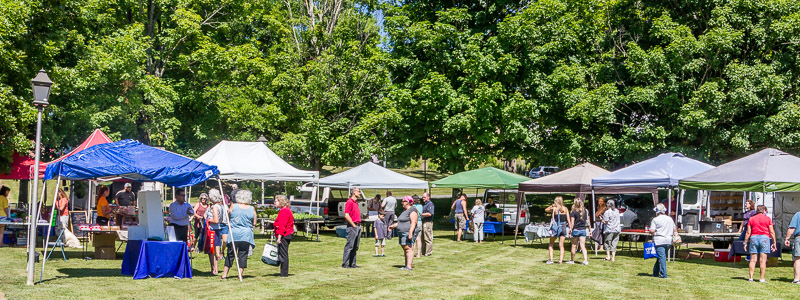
[197,140,319,182]
[197,141,320,211]
[317,162,429,190]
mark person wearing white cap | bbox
[650,203,676,278]
[115,183,136,207]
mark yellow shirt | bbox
[97,197,109,218]
[0,195,8,217]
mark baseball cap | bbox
[124,183,132,188]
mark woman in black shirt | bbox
[568,199,591,265]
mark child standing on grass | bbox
[471,199,485,243]
[374,210,388,257]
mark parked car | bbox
[528,166,559,178]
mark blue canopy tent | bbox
[39,140,219,282]
[591,152,714,229]
[44,139,219,187]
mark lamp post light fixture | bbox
[26,69,52,286]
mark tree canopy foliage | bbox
[2,0,799,173]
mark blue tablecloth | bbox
[449,219,506,234]
[121,240,192,279]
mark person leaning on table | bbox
[744,205,776,283]
[650,204,676,279]
[785,209,800,284]
[273,195,294,277]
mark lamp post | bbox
[27,69,52,286]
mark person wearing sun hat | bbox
[650,203,676,278]
[389,196,420,270]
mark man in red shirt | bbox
[744,205,776,283]
[342,187,362,268]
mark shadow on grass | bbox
[54,268,123,278]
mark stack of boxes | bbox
[92,232,117,259]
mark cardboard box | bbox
[94,246,116,260]
[92,232,117,247]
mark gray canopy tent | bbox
[680,148,800,240]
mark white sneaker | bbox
[546,260,554,264]
[565,260,575,264]
[582,261,589,265]
[759,279,767,283]
[748,279,754,282]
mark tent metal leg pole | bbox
[40,176,62,283]
[589,189,600,256]
[514,191,522,247]
[217,178,241,278]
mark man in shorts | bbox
[785,210,800,284]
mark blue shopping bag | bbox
[643,242,657,259]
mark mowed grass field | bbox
[2,230,800,299]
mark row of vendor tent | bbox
[0,129,113,180]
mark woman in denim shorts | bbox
[744,205,776,283]
[568,199,590,265]
[545,196,569,264]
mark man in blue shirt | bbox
[421,192,435,256]
[784,211,800,284]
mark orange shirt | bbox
[97,196,109,218]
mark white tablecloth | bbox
[524,224,551,241]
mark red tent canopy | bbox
[2,129,113,180]
[45,129,113,167]
[0,152,46,180]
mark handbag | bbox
[643,242,657,259]
[591,222,605,243]
[548,212,559,236]
[672,232,682,245]
[261,242,280,266]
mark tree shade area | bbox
[2,0,800,173]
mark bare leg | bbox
[580,236,588,263]
[415,239,421,258]
[237,267,244,281]
[759,253,768,280]
[208,253,218,274]
[570,238,578,261]
[456,228,462,241]
[406,246,414,269]
[558,236,566,263]
[221,266,229,279]
[548,237,556,262]
[794,256,800,282]
[749,253,757,280]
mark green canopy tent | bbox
[679,148,800,241]
[679,148,800,193]
[431,167,530,243]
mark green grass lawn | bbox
[2,231,799,299]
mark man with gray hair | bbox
[229,183,240,205]
[650,203,676,278]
